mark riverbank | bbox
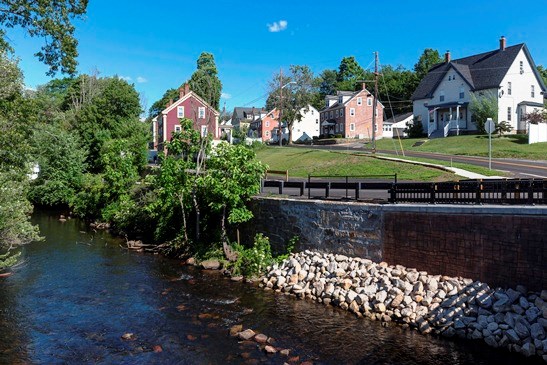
[260,250,547,362]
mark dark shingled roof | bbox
[232,107,266,120]
[411,43,547,100]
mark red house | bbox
[319,83,384,139]
[156,83,220,152]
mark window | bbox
[201,125,207,137]
[338,96,343,104]
[357,97,362,105]
[340,124,344,132]
[439,91,445,102]
[335,124,339,132]
[311,110,314,115]
[174,125,181,132]
[374,124,378,132]
[508,82,512,95]
[265,121,269,127]
[350,123,355,131]
[459,87,464,99]
[340,109,344,117]
[198,107,205,119]
[335,110,339,118]
[375,108,378,117]
[507,107,512,121]
[177,106,185,118]
[367,98,372,106]
[350,108,355,116]
[265,130,270,137]
[520,61,524,74]
[531,85,535,98]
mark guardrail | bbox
[261,177,546,205]
[390,179,546,205]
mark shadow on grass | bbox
[473,134,528,144]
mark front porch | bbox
[426,102,469,138]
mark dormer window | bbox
[339,96,343,104]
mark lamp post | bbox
[278,71,296,147]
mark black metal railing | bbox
[261,177,546,205]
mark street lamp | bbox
[278,80,296,147]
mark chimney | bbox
[361,82,366,90]
[500,36,506,51]
[445,50,451,63]
[179,87,184,99]
[169,99,173,106]
[184,83,190,95]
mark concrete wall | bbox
[245,197,547,291]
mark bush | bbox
[405,117,425,138]
[334,134,343,138]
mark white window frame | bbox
[375,108,378,117]
[531,85,535,98]
[201,125,207,137]
[350,108,355,116]
[350,123,355,131]
[265,130,269,137]
[335,110,339,118]
[374,124,378,132]
[357,97,362,106]
[508,82,512,95]
[265,121,269,127]
[177,106,185,118]
[198,107,205,119]
[340,109,344,117]
[174,125,182,132]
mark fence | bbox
[261,177,546,205]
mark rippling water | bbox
[0,211,540,364]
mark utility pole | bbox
[279,68,283,147]
[372,51,379,154]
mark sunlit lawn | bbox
[255,147,459,181]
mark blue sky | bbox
[8,0,547,115]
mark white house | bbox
[383,112,413,138]
[271,105,320,143]
[412,37,546,138]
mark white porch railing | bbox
[443,120,458,137]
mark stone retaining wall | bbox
[245,198,546,291]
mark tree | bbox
[188,52,222,110]
[336,56,366,91]
[201,143,266,247]
[414,48,442,81]
[148,88,178,118]
[525,109,547,124]
[377,65,416,115]
[0,0,88,76]
[537,65,547,86]
[469,91,498,133]
[310,69,337,110]
[266,65,315,144]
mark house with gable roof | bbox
[412,36,546,138]
[319,83,384,139]
[156,83,220,153]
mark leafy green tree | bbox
[29,123,87,206]
[0,0,88,75]
[188,52,222,110]
[148,88,178,118]
[267,65,315,144]
[470,91,498,133]
[377,65,416,115]
[537,65,547,85]
[336,56,366,91]
[414,48,442,81]
[201,143,266,240]
[310,69,337,110]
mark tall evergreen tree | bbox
[188,52,222,110]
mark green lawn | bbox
[255,147,464,181]
[373,134,547,160]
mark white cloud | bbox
[221,92,232,100]
[267,20,288,33]
[119,75,132,81]
[136,76,148,83]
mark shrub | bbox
[405,117,425,138]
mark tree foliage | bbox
[266,65,315,144]
[188,52,222,110]
[470,91,498,133]
[0,0,88,75]
[148,88,178,118]
[336,56,366,91]
[414,48,442,81]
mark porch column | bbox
[427,109,431,136]
[456,106,460,135]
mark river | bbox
[0,211,539,364]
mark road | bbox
[293,143,547,179]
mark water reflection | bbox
[0,211,541,364]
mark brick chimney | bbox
[361,82,366,90]
[445,50,451,63]
[179,83,191,98]
[500,36,506,51]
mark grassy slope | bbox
[255,147,460,181]
[374,134,547,160]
